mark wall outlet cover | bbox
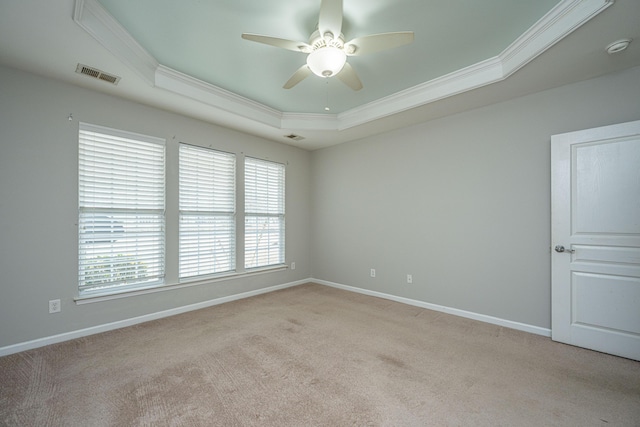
[49,299,61,314]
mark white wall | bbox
[0,65,311,348]
[310,66,640,329]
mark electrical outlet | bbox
[49,299,61,314]
[291,261,296,270]
[370,268,376,278]
[407,274,413,284]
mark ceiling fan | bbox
[241,0,414,91]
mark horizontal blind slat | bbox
[244,157,285,269]
[178,144,236,279]
[78,123,166,294]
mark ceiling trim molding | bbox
[74,0,613,133]
[500,0,614,77]
[73,0,158,85]
[281,113,339,131]
[155,65,283,129]
[337,0,614,130]
[338,57,505,130]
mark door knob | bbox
[554,245,575,254]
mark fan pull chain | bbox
[324,78,331,111]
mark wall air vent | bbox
[284,134,305,141]
[75,64,121,85]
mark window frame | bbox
[76,124,289,302]
[78,122,166,296]
[244,156,286,270]
[178,143,236,281]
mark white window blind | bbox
[179,144,236,279]
[245,157,285,269]
[78,123,166,295]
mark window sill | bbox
[74,265,289,305]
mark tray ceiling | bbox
[1,0,638,149]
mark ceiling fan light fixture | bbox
[242,0,413,89]
[306,46,346,77]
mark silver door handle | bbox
[554,245,575,254]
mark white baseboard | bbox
[0,279,308,357]
[0,278,551,357]
[313,279,552,337]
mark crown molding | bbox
[338,56,504,130]
[338,0,614,130]
[155,65,283,129]
[281,112,339,131]
[73,0,158,85]
[500,0,614,77]
[74,0,613,134]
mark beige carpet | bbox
[1,283,639,426]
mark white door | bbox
[551,120,640,361]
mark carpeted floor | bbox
[1,283,639,426]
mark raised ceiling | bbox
[1,0,639,149]
[97,0,557,114]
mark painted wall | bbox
[2,63,639,349]
[0,65,311,348]
[310,66,640,329]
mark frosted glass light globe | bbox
[306,47,346,77]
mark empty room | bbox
[1,0,639,425]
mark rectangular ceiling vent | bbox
[75,64,121,85]
[284,134,305,141]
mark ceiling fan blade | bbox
[242,33,310,53]
[336,63,362,91]
[318,0,343,39]
[283,65,312,89]
[345,31,414,56]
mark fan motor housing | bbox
[309,30,345,51]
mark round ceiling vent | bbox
[606,39,632,54]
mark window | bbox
[78,123,166,295]
[245,157,285,269]
[179,144,236,279]
[78,124,287,299]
